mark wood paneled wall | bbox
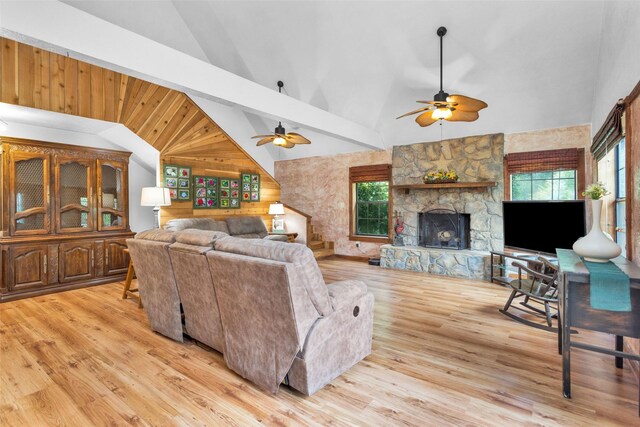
[0,37,280,227]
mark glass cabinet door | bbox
[55,157,94,233]
[10,151,51,235]
[97,160,127,231]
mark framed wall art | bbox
[164,164,191,201]
[219,177,241,209]
[193,176,218,208]
[241,172,261,202]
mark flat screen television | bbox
[502,200,586,255]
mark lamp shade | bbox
[141,187,171,206]
[268,202,285,215]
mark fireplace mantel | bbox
[392,181,497,194]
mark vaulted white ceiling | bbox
[5,1,640,162]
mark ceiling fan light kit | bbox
[397,26,488,127]
[252,81,312,149]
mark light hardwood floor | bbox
[1,258,638,426]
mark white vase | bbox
[572,198,622,262]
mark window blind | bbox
[349,164,391,183]
[591,100,625,161]
[505,149,579,174]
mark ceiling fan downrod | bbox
[276,80,284,130]
[435,26,448,102]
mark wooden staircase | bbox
[308,224,335,259]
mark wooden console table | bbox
[490,251,557,286]
[557,249,640,415]
[268,232,298,243]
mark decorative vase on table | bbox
[572,198,621,262]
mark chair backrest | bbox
[206,249,310,393]
[539,257,560,298]
[127,230,183,342]
[214,236,333,316]
[513,258,559,300]
[224,216,269,239]
[164,217,230,234]
[168,229,228,352]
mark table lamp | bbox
[141,187,171,228]
[268,202,286,232]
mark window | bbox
[511,170,576,201]
[355,181,389,236]
[504,148,585,201]
[349,164,391,241]
[615,138,626,257]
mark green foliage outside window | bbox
[511,170,576,201]
[355,181,389,236]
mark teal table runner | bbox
[557,250,631,312]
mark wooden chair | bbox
[499,257,559,332]
[121,248,142,308]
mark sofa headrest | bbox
[225,216,268,236]
[214,236,332,316]
[175,229,229,247]
[135,229,177,243]
[164,218,229,234]
[214,236,301,262]
[169,242,213,254]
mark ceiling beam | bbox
[0,1,385,150]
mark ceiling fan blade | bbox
[283,140,296,149]
[252,134,275,139]
[256,136,275,146]
[447,95,488,112]
[415,111,439,127]
[396,106,435,119]
[286,133,311,144]
[447,110,480,122]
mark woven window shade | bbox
[349,164,391,183]
[591,101,625,161]
[505,149,579,174]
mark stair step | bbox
[313,247,335,259]
[309,240,325,249]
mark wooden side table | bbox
[557,249,639,415]
[121,248,142,308]
[269,232,298,243]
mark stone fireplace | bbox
[380,133,505,280]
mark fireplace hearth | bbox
[418,209,470,250]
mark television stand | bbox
[490,250,558,286]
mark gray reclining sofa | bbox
[126,228,374,395]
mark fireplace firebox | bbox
[418,209,470,250]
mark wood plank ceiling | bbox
[0,37,281,224]
[0,37,263,161]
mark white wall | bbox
[590,1,640,133]
[127,160,156,231]
[1,122,156,231]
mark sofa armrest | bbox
[264,234,289,242]
[326,280,368,311]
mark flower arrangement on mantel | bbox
[423,169,459,184]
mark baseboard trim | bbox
[334,254,370,263]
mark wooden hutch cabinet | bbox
[0,137,134,301]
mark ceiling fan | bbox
[252,81,312,149]
[397,26,488,127]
